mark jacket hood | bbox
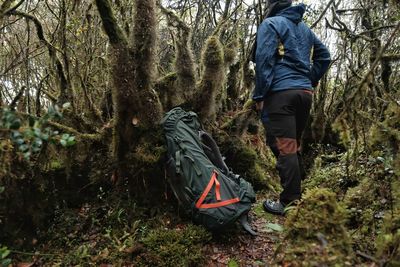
[276,4,306,24]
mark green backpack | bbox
[162,107,256,234]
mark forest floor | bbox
[8,146,395,266]
[9,190,285,266]
[205,196,284,266]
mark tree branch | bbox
[344,22,400,110]
[311,0,335,29]
[9,10,73,105]
[94,0,128,47]
[9,86,25,110]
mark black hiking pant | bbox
[262,89,312,205]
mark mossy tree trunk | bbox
[95,0,162,183]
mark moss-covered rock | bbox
[279,188,354,266]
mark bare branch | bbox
[311,0,335,29]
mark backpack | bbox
[162,107,256,234]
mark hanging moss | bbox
[279,188,354,266]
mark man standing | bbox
[253,0,331,215]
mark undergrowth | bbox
[9,191,212,266]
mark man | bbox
[253,0,331,215]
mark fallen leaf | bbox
[266,223,284,232]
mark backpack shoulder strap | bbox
[199,131,229,174]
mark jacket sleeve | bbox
[310,32,331,87]
[253,20,278,102]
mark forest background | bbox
[0,0,399,265]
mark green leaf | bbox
[33,138,43,147]
[266,223,284,232]
[19,144,29,152]
[32,146,41,153]
[66,136,76,146]
[11,131,22,139]
[228,259,239,267]
[23,151,31,160]
[15,138,25,145]
[28,115,35,127]
[41,133,49,141]
[24,128,34,138]
[54,105,63,119]
[1,248,10,258]
[62,102,71,109]
[0,187,4,194]
[2,259,12,266]
[60,139,67,147]
[62,133,70,140]
[9,119,21,130]
[47,105,55,116]
[33,128,42,137]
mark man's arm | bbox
[310,32,331,87]
[253,20,279,102]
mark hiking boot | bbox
[263,199,285,216]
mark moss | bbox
[219,137,272,190]
[375,209,400,265]
[49,159,64,170]
[129,0,162,128]
[224,39,239,67]
[131,142,165,166]
[138,224,211,266]
[202,36,224,68]
[155,72,178,109]
[95,0,128,46]
[305,156,349,195]
[0,139,13,179]
[158,5,196,107]
[194,36,225,124]
[226,61,242,110]
[279,188,354,266]
[242,63,255,94]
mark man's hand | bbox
[255,101,264,111]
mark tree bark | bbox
[95,0,162,183]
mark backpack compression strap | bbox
[195,170,240,209]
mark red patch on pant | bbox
[276,138,297,155]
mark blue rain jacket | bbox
[253,4,331,102]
